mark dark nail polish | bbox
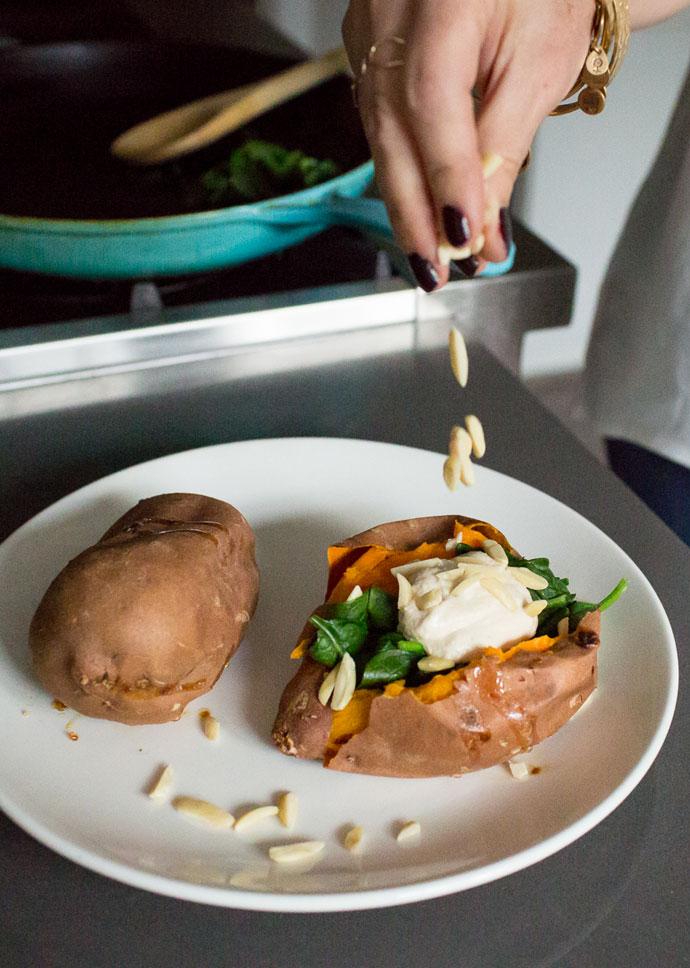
[499,207,513,251]
[442,205,470,248]
[408,253,439,292]
[454,255,479,278]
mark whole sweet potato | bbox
[30,493,259,725]
[272,515,601,778]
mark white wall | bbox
[256,0,347,52]
[257,1,690,377]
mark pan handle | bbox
[251,195,516,277]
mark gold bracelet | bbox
[551,0,630,116]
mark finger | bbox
[370,123,449,290]
[343,5,446,289]
[403,2,486,253]
[475,86,538,263]
[357,52,449,289]
[477,65,569,261]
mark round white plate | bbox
[0,438,678,912]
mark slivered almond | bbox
[318,664,339,706]
[396,572,414,608]
[524,599,548,617]
[482,539,508,564]
[172,796,234,829]
[331,652,356,710]
[509,566,549,590]
[268,841,324,865]
[234,805,279,831]
[482,152,504,178]
[470,233,485,255]
[417,588,442,611]
[459,452,475,487]
[345,585,363,601]
[392,557,444,576]
[450,573,482,596]
[449,326,469,387]
[443,455,461,491]
[465,415,486,458]
[508,760,529,780]
[344,825,364,852]
[417,655,455,673]
[396,821,421,842]
[480,576,519,611]
[437,566,466,581]
[277,792,297,830]
[147,764,174,802]
[451,559,496,571]
[203,714,220,741]
[557,617,570,637]
[450,563,499,582]
[438,242,472,266]
[449,425,472,458]
[458,549,492,563]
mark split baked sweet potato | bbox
[272,515,624,778]
[30,492,259,725]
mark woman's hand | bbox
[342,0,594,289]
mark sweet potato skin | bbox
[272,516,600,778]
[29,493,259,725]
[327,615,599,778]
[272,655,332,759]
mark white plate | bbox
[0,437,678,912]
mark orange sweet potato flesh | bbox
[272,515,600,778]
[29,493,259,725]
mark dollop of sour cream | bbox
[392,550,537,662]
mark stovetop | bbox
[0,226,384,330]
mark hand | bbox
[342,0,594,289]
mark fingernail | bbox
[454,255,480,278]
[499,207,513,251]
[442,206,470,248]
[408,253,439,292]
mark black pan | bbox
[0,41,375,277]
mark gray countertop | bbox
[1,312,688,967]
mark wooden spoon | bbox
[111,46,351,166]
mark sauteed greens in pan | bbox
[198,139,340,206]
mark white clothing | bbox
[584,67,690,469]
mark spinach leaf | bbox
[329,593,369,623]
[366,586,398,629]
[455,542,476,554]
[567,578,628,632]
[308,631,341,667]
[374,631,425,657]
[397,639,426,655]
[375,631,404,652]
[506,553,575,602]
[328,587,396,629]
[506,550,626,635]
[360,649,417,688]
[308,615,368,666]
[306,583,414,683]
